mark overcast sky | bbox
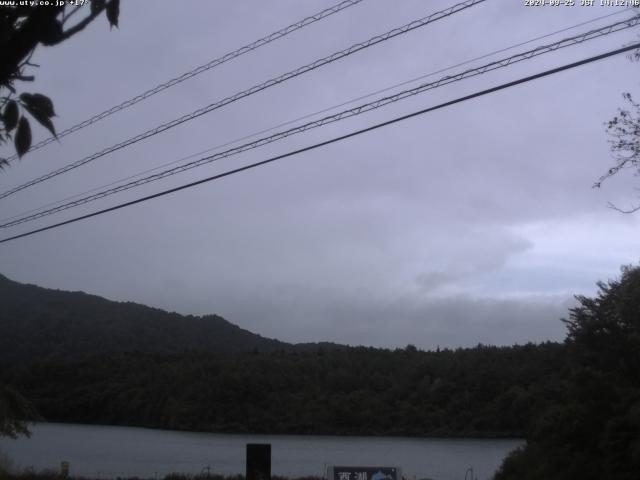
[1,0,639,349]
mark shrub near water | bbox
[0,449,14,476]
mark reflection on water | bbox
[0,423,522,480]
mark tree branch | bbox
[0,6,62,87]
[57,2,109,43]
[61,4,84,26]
[607,201,640,214]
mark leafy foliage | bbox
[0,385,39,439]
[0,448,15,476]
[3,266,639,475]
[598,93,640,199]
[3,100,18,132]
[565,265,640,383]
[0,2,119,162]
[494,265,640,480]
[106,0,120,29]
[0,343,566,438]
[14,116,32,158]
[19,93,56,138]
[0,273,569,439]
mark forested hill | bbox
[0,273,303,360]
[3,267,639,477]
[0,272,571,439]
[2,344,568,438]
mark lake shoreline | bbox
[25,420,525,441]
[0,423,523,480]
[2,473,320,480]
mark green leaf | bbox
[15,117,31,158]
[91,0,106,15]
[106,0,119,28]
[20,93,57,138]
[20,93,55,118]
[3,100,19,132]
[40,19,63,46]
[25,107,57,138]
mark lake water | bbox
[0,423,522,480]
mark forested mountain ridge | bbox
[0,273,570,439]
[1,343,568,438]
[0,273,297,360]
[3,265,639,479]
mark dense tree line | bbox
[0,342,566,438]
[3,267,639,479]
[495,266,640,480]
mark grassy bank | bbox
[1,473,323,480]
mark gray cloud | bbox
[0,0,639,349]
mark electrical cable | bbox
[1,41,637,245]
[2,7,626,226]
[2,14,638,229]
[0,0,486,200]
[3,0,367,161]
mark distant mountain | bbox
[0,274,575,441]
[0,273,320,361]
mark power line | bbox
[2,8,627,227]
[3,0,366,162]
[1,41,638,245]
[3,14,638,229]
[0,0,486,200]
[4,14,637,227]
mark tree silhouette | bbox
[495,265,640,480]
[0,386,39,438]
[0,1,120,165]
[599,91,640,213]
[0,0,120,438]
[596,27,640,212]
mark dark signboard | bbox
[246,443,271,480]
[330,466,399,480]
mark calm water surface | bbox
[0,423,522,480]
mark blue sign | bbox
[331,466,399,480]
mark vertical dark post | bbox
[60,461,69,478]
[246,443,271,480]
